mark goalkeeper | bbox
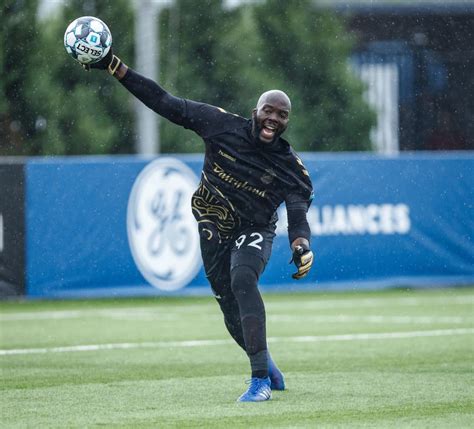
[86,50,314,403]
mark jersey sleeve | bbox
[284,150,314,244]
[120,69,243,139]
[120,68,187,126]
[285,192,312,244]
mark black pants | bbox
[198,221,276,355]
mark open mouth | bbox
[260,124,276,140]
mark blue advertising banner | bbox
[26,153,474,298]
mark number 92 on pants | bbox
[231,225,276,268]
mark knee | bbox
[230,265,258,296]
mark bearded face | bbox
[252,91,291,144]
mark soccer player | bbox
[86,50,314,402]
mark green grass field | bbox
[1,287,473,428]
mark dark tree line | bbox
[0,0,375,156]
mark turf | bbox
[1,288,473,428]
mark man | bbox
[85,50,314,402]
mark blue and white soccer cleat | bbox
[237,377,272,402]
[268,356,286,391]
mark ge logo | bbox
[127,158,201,291]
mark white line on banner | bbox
[1,328,472,356]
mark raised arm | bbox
[120,68,188,127]
[87,51,240,137]
[92,53,187,126]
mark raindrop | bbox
[9,121,21,132]
[413,32,428,46]
[35,116,47,131]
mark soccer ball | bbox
[64,16,112,65]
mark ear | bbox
[252,108,257,115]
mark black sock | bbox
[249,349,268,378]
[230,264,268,378]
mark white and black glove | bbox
[291,243,314,280]
[82,47,122,76]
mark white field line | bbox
[267,295,474,310]
[268,315,471,324]
[1,294,473,321]
[1,328,473,356]
[1,311,470,325]
[0,309,182,321]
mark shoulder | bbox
[283,144,313,199]
[184,100,248,137]
[208,107,249,138]
[277,139,310,178]
[215,107,248,126]
[185,100,245,122]
[289,147,311,179]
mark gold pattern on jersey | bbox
[295,156,309,176]
[218,149,236,162]
[212,162,266,198]
[191,180,237,238]
[200,227,213,241]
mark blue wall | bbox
[26,153,474,298]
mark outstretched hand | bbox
[291,244,314,280]
[82,47,113,71]
[82,48,123,78]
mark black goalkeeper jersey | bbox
[121,69,313,242]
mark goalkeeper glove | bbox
[291,243,314,280]
[82,48,122,76]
